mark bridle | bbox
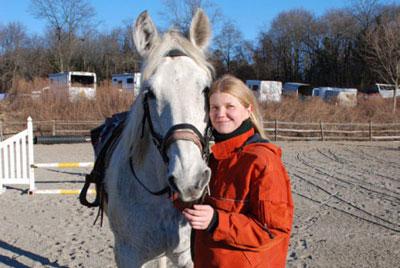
[140,90,211,163]
[129,49,212,196]
[129,89,211,196]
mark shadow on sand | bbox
[0,240,67,268]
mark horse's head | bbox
[132,9,214,202]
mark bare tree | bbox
[159,0,221,34]
[29,0,96,72]
[0,22,30,90]
[350,0,383,29]
[310,8,359,87]
[252,32,276,79]
[267,9,316,82]
[88,24,141,81]
[212,19,243,73]
[362,13,400,112]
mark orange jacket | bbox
[194,128,294,268]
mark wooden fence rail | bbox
[0,120,103,140]
[263,120,400,141]
[0,120,399,142]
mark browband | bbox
[166,49,187,57]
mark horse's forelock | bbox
[141,30,214,82]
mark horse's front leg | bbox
[142,256,168,268]
[165,215,193,268]
[167,249,193,268]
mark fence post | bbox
[320,120,325,141]
[0,121,2,141]
[52,120,56,136]
[369,121,373,141]
[274,119,278,141]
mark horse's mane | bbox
[118,29,214,164]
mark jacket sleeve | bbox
[211,154,294,251]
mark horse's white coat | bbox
[105,9,214,268]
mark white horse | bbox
[104,9,213,268]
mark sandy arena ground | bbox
[0,141,399,267]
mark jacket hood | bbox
[256,142,283,158]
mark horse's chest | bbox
[110,200,188,250]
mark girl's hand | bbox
[182,204,214,230]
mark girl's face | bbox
[209,92,252,134]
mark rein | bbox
[128,156,170,195]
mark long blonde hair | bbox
[209,74,266,138]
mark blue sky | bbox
[1,0,351,41]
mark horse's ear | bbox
[189,8,211,51]
[133,10,159,57]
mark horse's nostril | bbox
[194,168,211,190]
[203,168,211,181]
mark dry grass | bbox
[260,95,400,123]
[1,77,399,124]
[1,77,134,122]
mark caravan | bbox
[112,73,141,96]
[314,87,358,107]
[282,83,314,97]
[375,83,400,99]
[49,72,96,99]
[246,80,282,102]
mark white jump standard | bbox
[0,117,95,195]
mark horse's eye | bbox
[202,87,210,96]
[148,91,156,100]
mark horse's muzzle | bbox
[168,166,211,202]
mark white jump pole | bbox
[34,189,96,195]
[32,162,94,168]
[31,161,95,195]
[30,161,95,194]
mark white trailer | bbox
[246,80,282,102]
[49,72,96,99]
[282,82,314,97]
[314,87,358,107]
[112,73,141,96]
[376,83,400,99]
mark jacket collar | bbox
[211,128,255,160]
[213,119,253,143]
